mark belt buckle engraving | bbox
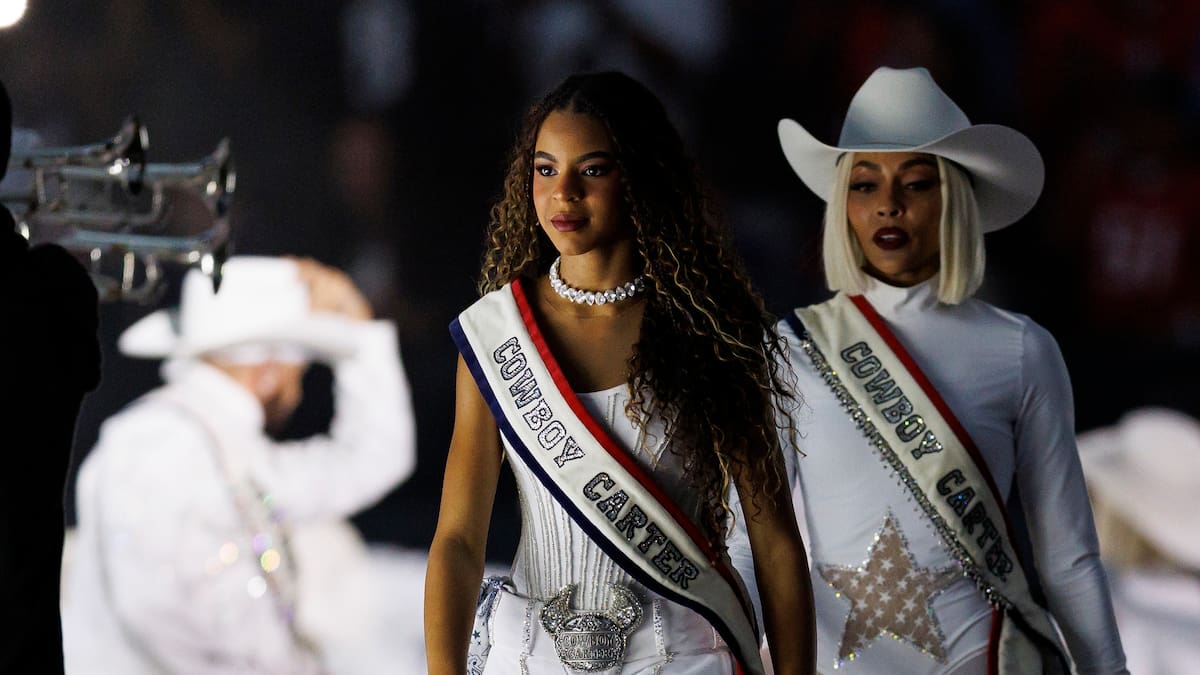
[540,584,643,672]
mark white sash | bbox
[790,293,1068,675]
[451,279,764,675]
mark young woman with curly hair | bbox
[425,71,814,675]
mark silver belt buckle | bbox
[540,584,643,672]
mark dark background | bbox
[2,0,1198,563]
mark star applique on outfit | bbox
[818,513,960,665]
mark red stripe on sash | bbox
[512,280,723,563]
[511,279,749,601]
[988,608,1001,675]
[848,294,1018,546]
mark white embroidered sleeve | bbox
[93,412,322,674]
[251,320,417,522]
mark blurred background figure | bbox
[1,0,1198,666]
[60,256,418,673]
[1078,408,1200,675]
[0,77,100,675]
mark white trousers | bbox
[480,588,736,675]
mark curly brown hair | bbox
[480,71,797,542]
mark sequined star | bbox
[818,513,958,664]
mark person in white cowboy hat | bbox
[1078,407,1200,675]
[732,66,1128,674]
[60,255,417,674]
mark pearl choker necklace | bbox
[549,257,646,306]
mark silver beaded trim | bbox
[796,333,1013,612]
[519,597,535,675]
[651,598,675,674]
[549,257,646,306]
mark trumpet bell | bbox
[2,121,233,303]
[8,116,147,171]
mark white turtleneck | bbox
[754,277,1126,674]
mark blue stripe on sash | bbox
[784,311,808,341]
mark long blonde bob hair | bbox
[822,152,985,304]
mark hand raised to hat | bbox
[290,257,373,321]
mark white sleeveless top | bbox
[504,383,703,610]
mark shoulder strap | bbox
[154,392,324,665]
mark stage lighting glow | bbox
[0,0,27,29]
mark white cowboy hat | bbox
[1077,408,1200,568]
[777,66,1044,232]
[119,256,360,362]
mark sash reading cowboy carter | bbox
[451,279,764,675]
[787,294,1069,675]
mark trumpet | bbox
[2,119,234,302]
[7,115,147,172]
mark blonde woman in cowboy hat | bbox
[1077,407,1200,675]
[61,256,417,674]
[748,67,1128,674]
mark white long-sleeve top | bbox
[733,277,1126,674]
[62,321,416,675]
